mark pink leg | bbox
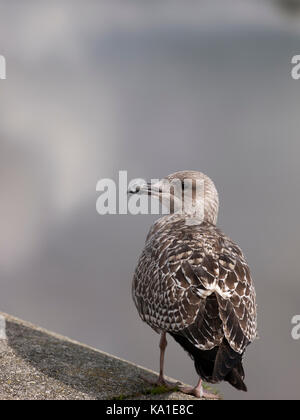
[179,378,218,399]
[157,332,168,384]
[142,332,179,389]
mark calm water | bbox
[0,0,300,399]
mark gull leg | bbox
[142,332,179,389]
[179,377,218,399]
[157,331,168,384]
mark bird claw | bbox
[178,385,218,400]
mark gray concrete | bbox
[0,312,219,400]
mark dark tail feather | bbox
[226,366,247,392]
[170,332,217,382]
[213,340,247,391]
[170,333,248,392]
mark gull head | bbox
[129,170,219,224]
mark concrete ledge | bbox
[0,312,219,400]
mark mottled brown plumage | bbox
[131,171,257,396]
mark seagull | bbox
[131,171,257,399]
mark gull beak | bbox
[128,182,152,195]
[128,182,162,197]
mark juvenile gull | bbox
[131,171,257,398]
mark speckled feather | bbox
[132,215,257,355]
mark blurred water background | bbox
[1,0,300,400]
